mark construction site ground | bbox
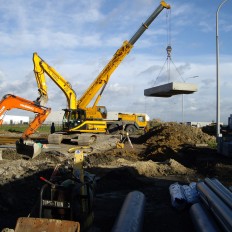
[0,122,232,232]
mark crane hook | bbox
[166,45,172,58]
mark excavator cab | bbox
[97,106,107,119]
[62,109,87,131]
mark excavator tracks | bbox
[0,136,20,145]
[0,135,47,145]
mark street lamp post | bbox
[182,76,199,123]
[216,0,228,151]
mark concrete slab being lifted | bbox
[144,82,198,98]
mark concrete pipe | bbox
[111,191,146,232]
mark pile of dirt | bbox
[86,154,194,177]
[0,150,63,185]
[138,122,216,160]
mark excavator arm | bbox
[33,52,77,109]
[0,94,51,139]
[77,1,170,110]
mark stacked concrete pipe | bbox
[190,178,232,232]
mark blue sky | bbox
[0,0,232,123]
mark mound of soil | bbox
[137,122,216,161]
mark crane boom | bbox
[77,1,170,109]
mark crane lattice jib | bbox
[77,1,170,109]
[33,53,77,110]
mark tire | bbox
[108,124,119,134]
[125,125,137,134]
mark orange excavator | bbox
[0,94,51,158]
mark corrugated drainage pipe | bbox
[111,191,146,232]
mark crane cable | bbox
[153,8,171,85]
[153,8,185,85]
[166,8,171,82]
[166,7,171,52]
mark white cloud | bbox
[199,21,214,33]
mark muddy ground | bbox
[0,122,232,231]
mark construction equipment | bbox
[106,112,148,134]
[33,52,77,109]
[0,94,51,158]
[16,150,96,232]
[33,52,107,145]
[33,53,148,141]
[66,0,170,132]
[32,1,170,144]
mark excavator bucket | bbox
[16,140,42,159]
[14,217,80,232]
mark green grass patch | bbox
[207,140,217,149]
[0,124,62,133]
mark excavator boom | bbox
[0,94,51,139]
[33,52,77,109]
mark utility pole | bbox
[216,0,228,152]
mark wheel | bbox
[125,125,137,134]
[108,124,119,134]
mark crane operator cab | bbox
[62,109,86,130]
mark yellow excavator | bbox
[33,52,106,145]
[9,1,170,231]
[32,1,170,145]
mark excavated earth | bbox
[0,122,232,232]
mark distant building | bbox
[186,121,223,128]
[1,115,29,124]
[44,111,64,124]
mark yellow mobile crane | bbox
[33,1,170,144]
[69,0,170,133]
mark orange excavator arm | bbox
[0,94,51,139]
